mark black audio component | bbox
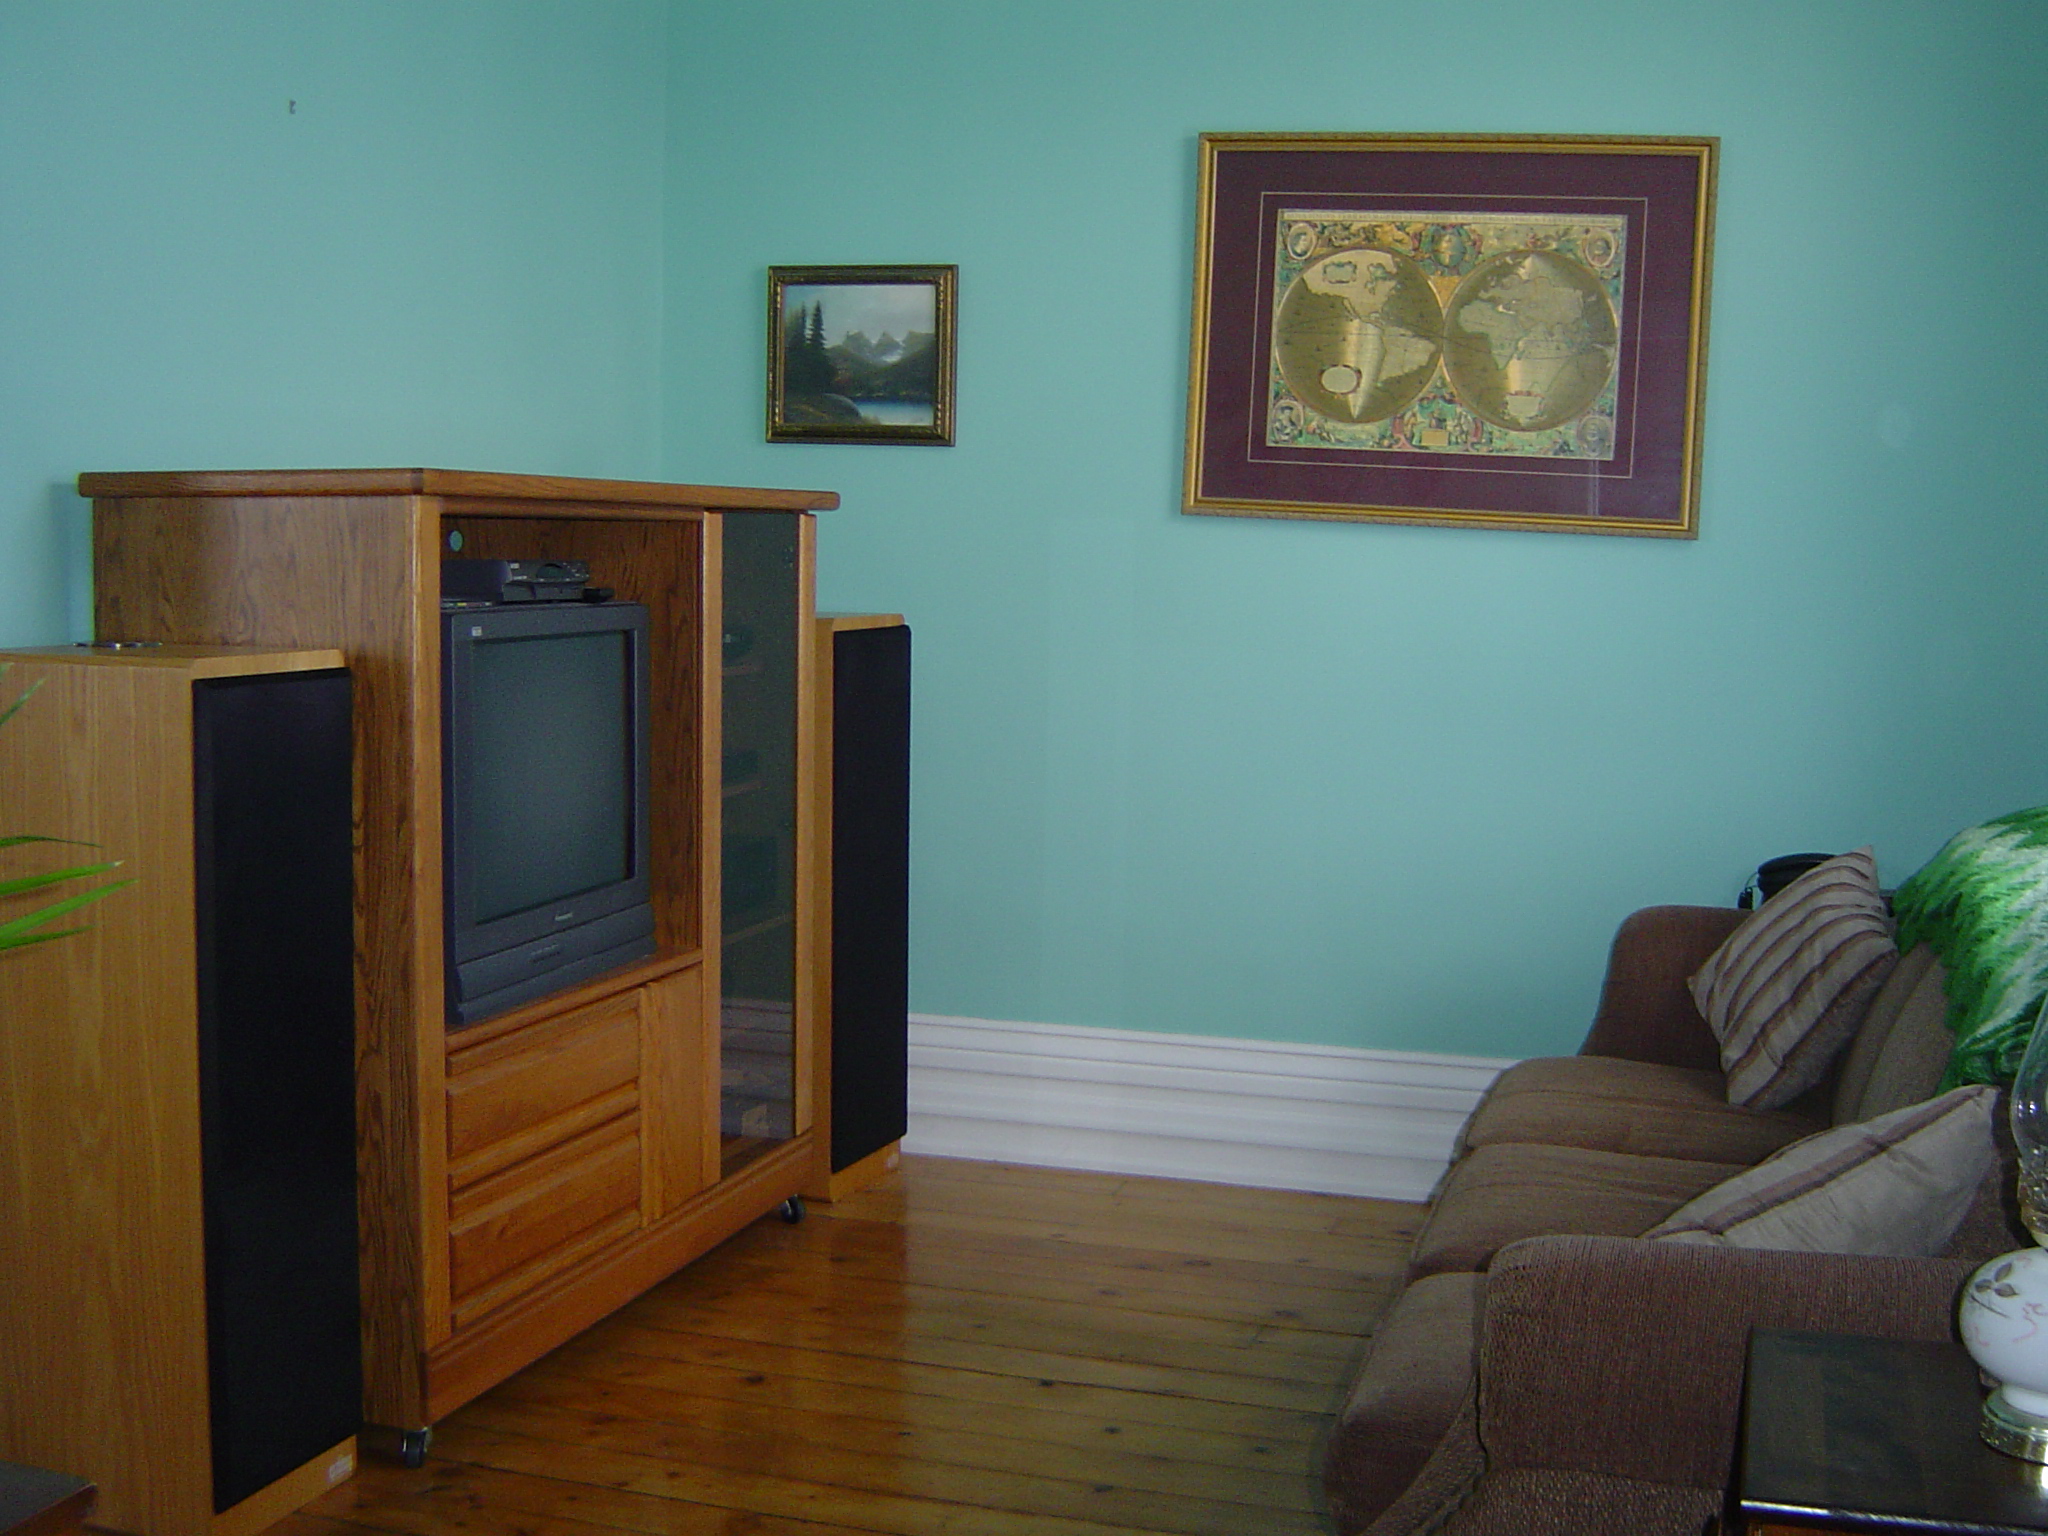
[441,558,592,605]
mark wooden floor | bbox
[287,1156,1422,1536]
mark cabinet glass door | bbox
[719,513,800,1168]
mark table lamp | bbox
[1961,1001,2048,1460]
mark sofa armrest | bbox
[1578,905,1746,1070]
[1476,1234,1972,1491]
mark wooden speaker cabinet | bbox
[0,646,360,1536]
[78,470,838,1447]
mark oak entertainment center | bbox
[71,468,851,1456]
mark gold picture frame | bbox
[1185,133,1717,536]
[767,265,957,445]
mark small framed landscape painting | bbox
[1184,133,1717,537]
[767,265,957,445]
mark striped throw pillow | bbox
[1689,847,1899,1109]
[1645,1084,1997,1254]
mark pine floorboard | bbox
[297,1154,1420,1536]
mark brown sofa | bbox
[1325,904,2025,1536]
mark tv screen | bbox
[469,630,633,921]
[442,600,656,1027]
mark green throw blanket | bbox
[1893,804,2048,1088]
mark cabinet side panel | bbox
[92,495,443,1425]
[698,521,724,1191]
[0,660,213,1534]
[641,965,710,1218]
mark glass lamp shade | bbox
[1961,1002,2048,1461]
[2014,1002,2048,1241]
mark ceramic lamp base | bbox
[1982,1387,2048,1462]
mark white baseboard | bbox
[905,1014,1514,1202]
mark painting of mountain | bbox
[769,267,956,444]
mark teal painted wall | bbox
[0,0,668,648]
[3,4,2039,1064]
[664,1,2048,1057]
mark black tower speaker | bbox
[828,623,910,1173]
[191,669,362,1511]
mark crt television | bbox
[441,600,657,1027]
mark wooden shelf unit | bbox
[79,469,836,1437]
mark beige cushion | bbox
[1645,1084,1998,1255]
[1408,1143,1748,1279]
[1689,847,1899,1110]
[1845,954,1960,1123]
[1460,1055,1825,1165]
[1830,942,1941,1123]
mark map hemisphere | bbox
[1266,211,1627,461]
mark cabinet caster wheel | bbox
[361,1424,433,1467]
[779,1195,806,1223]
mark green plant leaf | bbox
[2,665,133,953]
[0,877,133,951]
[0,861,123,898]
[0,668,38,731]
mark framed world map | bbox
[1185,134,1717,537]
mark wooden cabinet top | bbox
[0,644,345,677]
[76,468,838,513]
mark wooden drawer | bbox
[447,1115,642,1327]
[446,990,641,1188]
